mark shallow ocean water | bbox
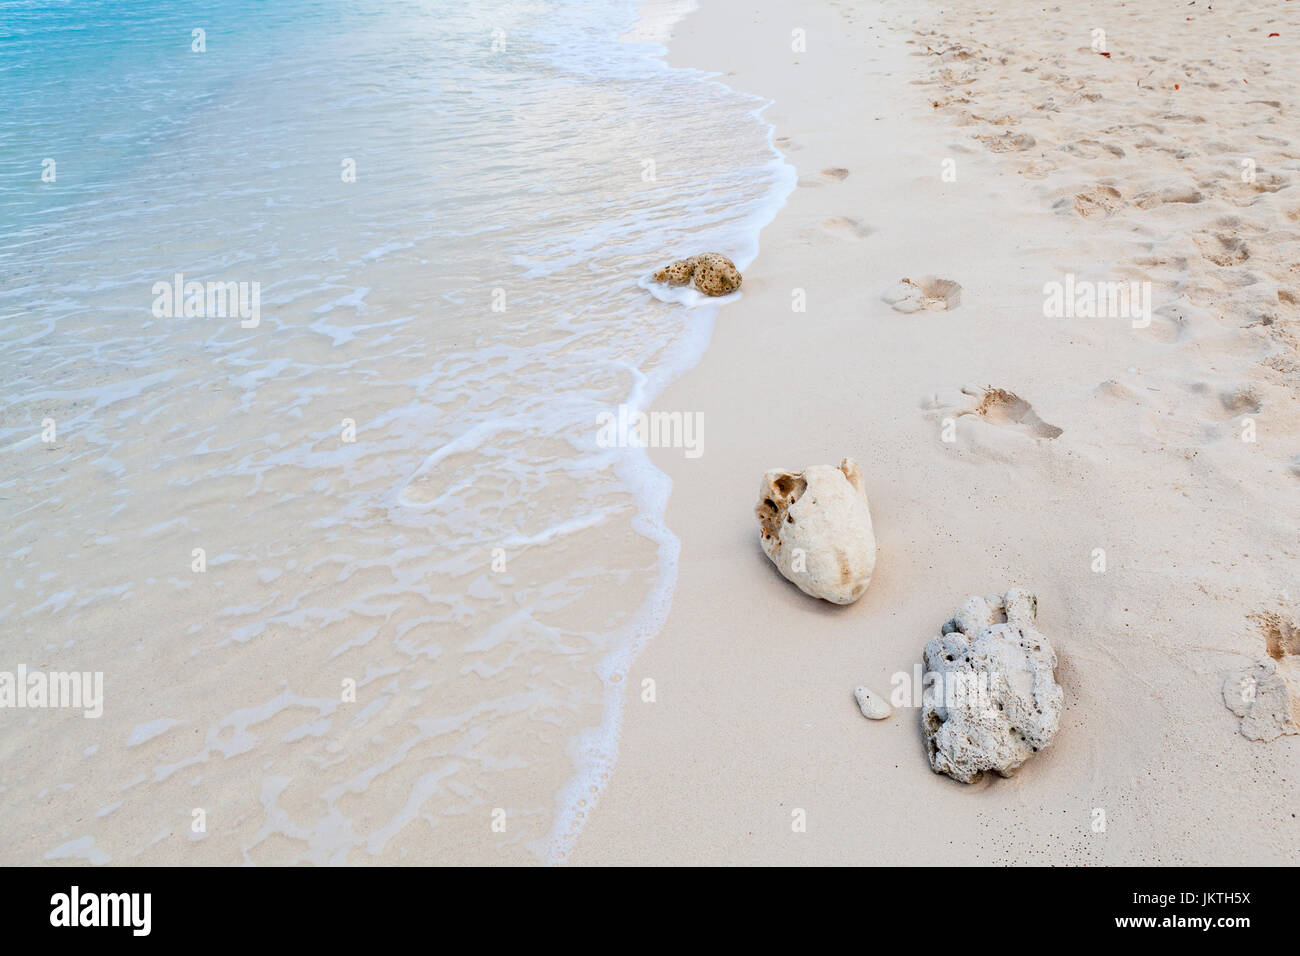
[0,0,792,863]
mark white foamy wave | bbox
[639,273,743,307]
[619,0,700,46]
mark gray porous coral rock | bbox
[921,588,1063,783]
[1223,658,1299,742]
[652,253,742,296]
[1222,608,1300,741]
[755,458,876,605]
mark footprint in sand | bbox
[1254,610,1300,660]
[977,131,1036,152]
[1060,138,1125,160]
[1131,380,1262,446]
[1194,231,1251,267]
[1217,383,1263,416]
[883,275,961,312]
[1091,378,1147,411]
[925,386,1063,440]
[1018,158,1059,180]
[1070,184,1124,219]
[799,167,850,187]
[819,216,873,240]
[1133,184,1204,209]
[1194,214,1271,267]
[1221,171,1291,206]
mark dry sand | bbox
[570,0,1300,864]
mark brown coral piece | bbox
[652,253,742,297]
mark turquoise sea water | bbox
[0,0,792,863]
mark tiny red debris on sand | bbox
[1098,51,1111,58]
[1268,32,1280,37]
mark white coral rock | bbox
[922,588,1062,783]
[1223,658,1299,742]
[854,685,892,720]
[754,458,876,605]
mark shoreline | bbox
[570,0,1299,864]
[544,1,798,863]
[1,0,802,867]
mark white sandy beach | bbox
[3,0,1297,870]
[571,0,1300,865]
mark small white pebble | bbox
[854,685,892,720]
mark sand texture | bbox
[571,0,1300,865]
